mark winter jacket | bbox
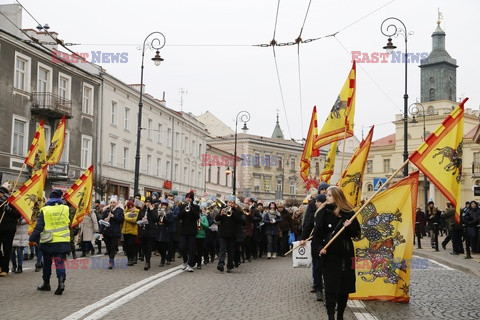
[137,206,159,238]
[178,202,200,236]
[196,214,210,239]
[80,212,99,241]
[216,207,243,239]
[279,208,293,233]
[168,204,179,233]
[12,218,29,247]
[0,194,21,232]
[100,206,124,238]
[122,208,139,236]
[263,210,282,236]
[156,208,174,242]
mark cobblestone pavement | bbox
[1,243,480,320]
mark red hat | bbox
[126,200,134,208]
[186,190,195,200]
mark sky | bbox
[3,0,479,142]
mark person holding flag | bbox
[28,189,71,295]
[0,186,21,277]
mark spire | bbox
[271,110,284,139]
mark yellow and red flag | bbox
[351,171,419,302]
[320,141,338,184]
[409,98,466,223]
[7,166,47,224]
[46,116,66,165]
[314,61,356,149]
[63,165,93,227]
[300,106,320,181]
[25,120,47,175]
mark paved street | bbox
[1,242,480,320]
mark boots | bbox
[72,250,77,260]
[91,248,95,256]
[144,262,150,270]
[81,251,86,257]
[37,280,51,291]
[54,276,65,295]
[14,266,22,273]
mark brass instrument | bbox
[158,208,166,225]
[197,219,202,230]
[225,207,233,217]
[243,208,250,215]
[185,202,191,212]
[207,199,225,211]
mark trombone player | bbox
[215,195,243,273]
[178,190,200,272]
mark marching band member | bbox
[178,190,200,272]
[137,197,159,270]
[195,205,210,269]
[263,202,282,259]
[215,196,243,273]
[122,201,139,266]
[100,195,124,270]
[234,205,247,267]
[156,199,173,267]
[166,193,179,263]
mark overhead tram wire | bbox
[295,0,312,140]
[270,0,293,139]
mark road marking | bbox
[348,300,379,320]
[83,269,184,320]
[412,255,454,270]
[63,265,182,320]
[354,311,378,320]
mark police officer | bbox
[29,189,71,295]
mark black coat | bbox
[0,194,21,231]
[216,207,243,239]
[156,208,173,242]
[178,202,200,236]
[300,200,317,240]
[315,204,360,294]
[101,206,124,238]
[137,207,159,238]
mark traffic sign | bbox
[373,177,387,191]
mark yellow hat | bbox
[141,196,146,202]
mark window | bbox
[383,159,390,173]
[37,63,52,93]
[110,143,116,165]
[198,143,202,157]
[217,167,221,184]
[12,116,28,156]
[184,137,189,153]
[157,123,162,143]
[147,119,153,140]
[146,154,152,173]
[254,177,260,192]
[110,101,117,125]
[290,157,295,171]
[289,181,296,195]
[184,167,188,185]
[174,164,179,181]
[366,160,373,174]
[81,135,93,169]
[277,156,283,170]
[175,132,180,149]
[253,152,260,167]
[208,165,212,183]
[427,106,435,115]
[166,161,171,179]
[191,169,195,186]
[367,183,374,192]
[58,73,71,100]
[156,158,162,177]
[315,161,320,175]
[225,171,229,187]
[192,140,196,156]
[42,124,51,150]
[60,130,70,163]
[14,52,31,92]
[167,128,172,148]
[82,84,94,115]
[198,172,202,188]
[264,154,270,167]
[276,180,283,192]
[123,147,129,169]
[429,88,435,101]
[264,178,271,192]
[124,107,130,131]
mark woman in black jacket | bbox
[317,186,360,320]
[137,197,159,270]
[100,195,124,269]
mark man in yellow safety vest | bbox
[29,189,71,295]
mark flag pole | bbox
[340,125,348,173]
[0,163,26,213]
[321,158,410,252]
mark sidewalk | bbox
[413,233,480,277]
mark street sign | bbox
[373,177,387,191]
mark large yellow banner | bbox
[350,171,418,302]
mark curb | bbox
[413,250,480,278]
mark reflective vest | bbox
[40,205,71,244]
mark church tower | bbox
[419,20,458,103]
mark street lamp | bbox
[232,111,250,197]
[133,32,166,197]
[381,17,410,177]
[409,103,429,214]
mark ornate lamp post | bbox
[133,32,166,196]
[232,111,250,196]
[381,17,410,177]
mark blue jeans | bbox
[266,235,278,254]
[11,246,25,267]
[42,252,67,281]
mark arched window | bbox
[367,183,373,192]
[427,105,435,115]
[429,88,435,101]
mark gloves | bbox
[29,241,38,247]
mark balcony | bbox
[31,92,72,119]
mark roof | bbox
[465,124,480,140]
[372,133,396,147]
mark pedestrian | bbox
[11,217,29,273]
[263,201,282,259]
[441,202,464,254]
[216,196,243,273]
[317,186,361,320]
[462,200,479,253]
[278,201,293,256]
[166,193,179,263]
[426,201,441,248]
[195,205,209,269]
[79,209,99,257]
[100,195,124,269]
[122,201,139,266]
[29,189,71,295]
[0,185,21,276]
[93,200,105,254]
[178,190,200,272]
[137,197,159,270]
[156,199,173,267]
